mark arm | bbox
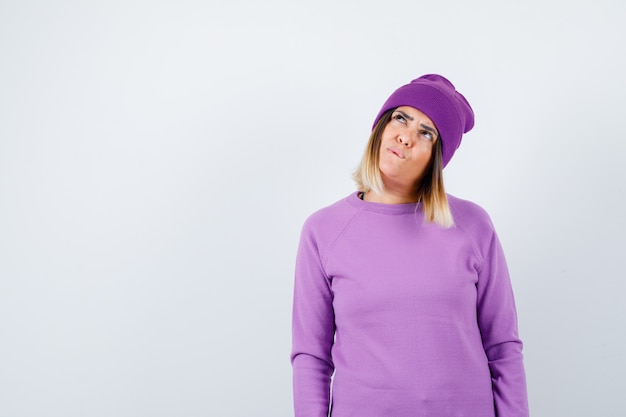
[291,220,335,417]
[476,229,529,417]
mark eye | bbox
[392,113,406,123]
[421,130,434,141]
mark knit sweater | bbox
[291,192,528,417]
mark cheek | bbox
[412,146,434,165]
[378,151,395,171]
[408,149,434,176]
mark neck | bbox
[363,189,420,205]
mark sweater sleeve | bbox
[476,226,529,417]
[291,218,335,417]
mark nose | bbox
[397,133,411,147]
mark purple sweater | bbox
[291,192,528,417]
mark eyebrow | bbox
[394,110,439,136]
[396,110,439,137]
[395,109,414,121]
[420,124,439,137]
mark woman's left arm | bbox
[476,228,529,417]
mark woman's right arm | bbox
[291,220,335,417]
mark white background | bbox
[1,0,625,416]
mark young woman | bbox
[291,74,528,417]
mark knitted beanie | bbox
[372,74,474,167]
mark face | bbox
[378,106,439,192]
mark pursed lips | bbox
[387,147,405,159]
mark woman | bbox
[291,74,528,417]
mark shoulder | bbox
[300,193,361,248]
[303,193,359,233]
[447,194,497,239]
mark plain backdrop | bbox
[1,0,625,416]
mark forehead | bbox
[394,106,437,129]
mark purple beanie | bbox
[373,74,474,168]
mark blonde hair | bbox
[353,109,454,228]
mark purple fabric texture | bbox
[372,74,475,167]
[291,193,528,417]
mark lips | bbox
[387,147,405,159]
